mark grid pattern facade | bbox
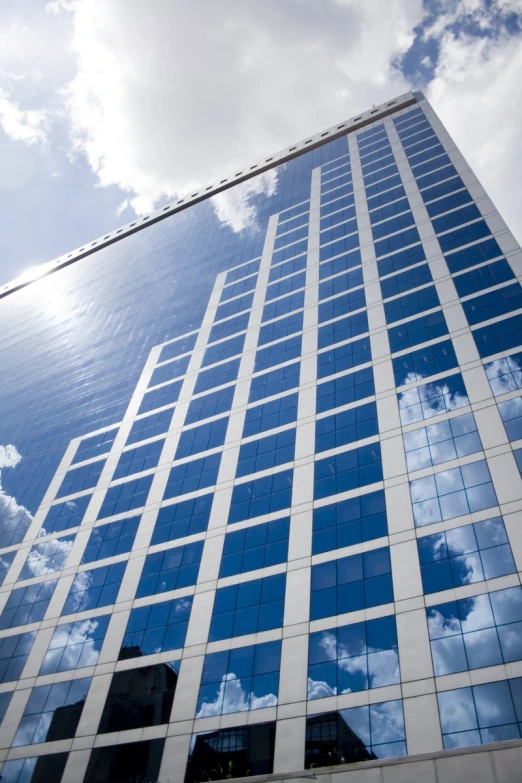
[1,91,522,782]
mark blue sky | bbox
[0,0,521,285]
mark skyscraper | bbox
[0,89,521,782]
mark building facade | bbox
[0,91,521,782]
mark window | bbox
[426,190,473,218]
[393,339,458,388]
[312,490,387,555]
[81,516,140,564]
[320,206,356,232]
[208,574,285,642]
[62,562,126,615]
[202,335,245,367]
[410,459,497,527]
[158,333,197,363]
[438,220,491,254]
[265,271,306,302]
[418,516,516,594]
[271,240,307,267]
[485,351,522,396]
[73,429,116,464]
[397,372,469,425]
[403,412,482,471]
[372,212,415,241]
[416,162,457,190]
[254,335,302,373]
[314,443,382,500]
[220,275,257,302]
[84,739,165,783]
[367,184,406,213]
[0,580,57,630]
[98,475,153,519]
[428,586,522,676]
[445,237,503,275]
[39,615,110,675]
[56,458,105,499]
[258,311,303,346]
[318,288,366,324]
[193,358,240,394]
[411,153,451,178]
[151,494,213,546]
[249,362,300,404]
[262,290,305,323]
[498,395,522,441]
[421,175,465,204]
[228,469,293,524]
[380,263,432,300]
[433,204,482,235]
[19,534,75,580]
[463,283,522,327]
[41,495,91,537]
[136,540,203,598]
[473,313,522,359]
[1,753,69,783]
[389,311,448,354]
[317,338,372,380]
[364,165,399,189]
[186,723,275,782]
[454,260,514,299]
[196,641,281,717]
[310,547,393,620]
[384,285,440,324]
[13,677,91,746]
[175,416,228,459]
[317,367,375,414]
[370,197,410,225]
[236,429,295,477]
[319,248,361,280]
[316,402,378,453]
[243,394,298,437]
[113,439,164,480]
[149,354,190,387]
[119,597,192,659]
[163,453,221,499]
[318,311,368,350]
[226,259,260,284]
[305,702,406,768]
[321,193,354,216]
[319,268,363,302]
[0,551,15,586]
[215,293,253,322]
[319,234,359,263]
[377,243,426,278]
[219,518,290,578]
[98,661,180,733]
[320,218,358,248]
[185,384,235,424]
[0,631,36,683]
[126,408,174,445]
[375,227,420,259]
[308,616,399,699]
[209,312,249,343]
[138,379,182,415]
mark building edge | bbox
[0,91,421,302]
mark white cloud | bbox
[195,672,277,718]
[0,444,22,472]
[428,19,522,245]
[51,0,422,215]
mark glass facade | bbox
[0,90,521,782]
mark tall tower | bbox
[0,91,521,782]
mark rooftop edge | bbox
[0,90,423,301]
